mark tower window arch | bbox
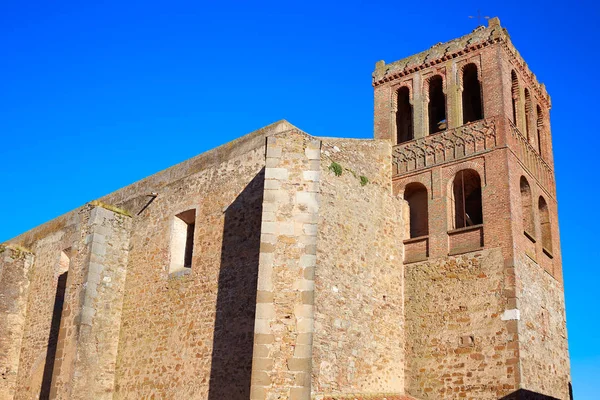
[462,63,483,124]
[536,105,544,157]
[524,88,532,140]
[396,86,414,144]
[428,75,447,134]
[451,169,483,229]
[511,70,519,125]
[520,177,534,238]
[539,196,553,255]
[404,183,429,238]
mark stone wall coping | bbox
[5,120,297,247]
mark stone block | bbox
[265,168,289,180]
[305,148,321,160]
[302,171,321,182]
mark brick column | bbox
[0,245,34,400]
[250,132,321,400]
[413,73,426,139]
[447,60,461,129]
[50,205,131,400]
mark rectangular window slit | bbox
[170,209,196,274]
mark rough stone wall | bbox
[404,249,519,399]
[312,138,405,397]
[516,254,570,399]
[13,221,80,400]
[249,131,321,400]
[112,142,266,399]
[0,246,34,400]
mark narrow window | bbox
[428,75,447,134]
[170,209,196,273]
[40,249,70,398]
[511,70,519,124]
[462,63,483,124]
[396,87,414,144]
[524,88,532,140]
[536,105,544,156]
[452,169,483,229]
[404,183,429,238]
[520,177,534,238]
[539,197,553,255]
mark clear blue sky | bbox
[1,1,598,398]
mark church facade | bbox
[0,18,571,400]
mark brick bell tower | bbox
[373,18,571,399]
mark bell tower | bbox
[374,18,571,399]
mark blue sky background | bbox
[1,0,598,397]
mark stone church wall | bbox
[311,138,406,397]
[111,136,267,399]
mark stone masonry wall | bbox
[250,131,321,400]
[112,140,266,399]
[404,249,519,399]
[516,254,570,399]
[13,218,81,400]
[0,246,34,400]
[312,138,405,398]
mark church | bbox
[0,17,571,400]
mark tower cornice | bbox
[372,18,551,109]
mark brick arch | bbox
[457,57,483,90]
[442,159,486,189]
[422,69,448,100]
[393,171,433,200]
[391,80,414,109]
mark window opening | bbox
[428,75,447,134]
[520,177,534,236]
[170,209,196,273]
[452,170,483,229]
[462,64,483,124]
[539,197,552,254]
[404,183,429,238]
[525,88,532,140]
[396,87,414,144]
[511,70,519,125]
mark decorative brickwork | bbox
[392,117,497,174]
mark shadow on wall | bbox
[499,389,564,400]
[39,272,68,400]
[208,168,265,400]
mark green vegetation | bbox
[328,162,343,176]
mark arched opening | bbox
[511,70,519,125]
[404,183,429,238]
[40,249,71,399]
[452,169,483,229]
[396,86,414,144]
[520,177,534,237]
[539,196,552,254]
[536,105,544,156]
[524,88,532,140]
[428,75,446,134]
[462,63,483,124]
